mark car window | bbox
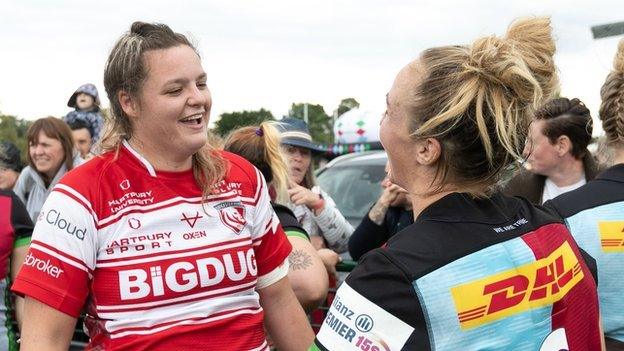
[317,164,386,227]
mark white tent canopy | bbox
[333,108,382,144]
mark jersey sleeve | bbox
[314,250,420,351]
[250,168,292,279]
[11,186,97,318]
[10,191,33,247]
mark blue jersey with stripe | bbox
[314,193,601,350]
[547,164,624,344]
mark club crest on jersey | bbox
[214,201,246,234]
[119,179,131,190]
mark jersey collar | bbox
[595,163,624,183]
[122,140,157,178]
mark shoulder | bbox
[547,178,624,219]
[56,151,117,200]
[221,151,258,183]
[0,189,16,202]
[214,151,266,201]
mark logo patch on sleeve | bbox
[451,241,584,330]
[316,283,414,351]
[598,221,624,252]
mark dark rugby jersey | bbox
[313,192,601,351]
[547,164,624,345]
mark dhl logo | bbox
[451,241,583,330]
[598,221,624,252]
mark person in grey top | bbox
[13,117,83,221]
[278,117,354,253]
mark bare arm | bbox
[287,236,329,313]
[10,245,28,329]
[369,184,406,225]
[368,200,390,225]
[259,276,314,350]
[19,297,77,351]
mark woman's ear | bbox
[118,91,139,119]
[414,137,441,166]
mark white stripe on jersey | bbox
[31,242,92,277]
[253,168,262,202]
[109,306,263,339]
[249,339,269,351]
[54,183,99,222]
[96,238,252,268]
[96,279,257,311]
[97,289,260,319]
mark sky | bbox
[1,0,623,135]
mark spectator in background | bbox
[0,141,23,190]
[224,121,339,312]
[504,97,600,203]
[68,119,94,159]
[348,162,413,261]
[13,117,83,221]
[63,83,104,145]
[278,117,354,253]
[546,38,624,350]
[0,188,32,348]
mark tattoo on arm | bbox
[288,250,313,271]
[368,201,389,226]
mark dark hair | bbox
[26,117,76,177]
[410,17,558,196]
[0,141,23,172]
[102,21,226,198]
[534,97,593,159]
[68,119,94,138]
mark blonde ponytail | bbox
[223,121,290,204]
[409,16,558,196]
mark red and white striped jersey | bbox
[12,142,292,351]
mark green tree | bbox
[288,103,333,144]
[213,108,274,136]
[0,114,32,160]
[335,97,360,117]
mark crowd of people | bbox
[0,16,623,351]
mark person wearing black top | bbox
[349,172,413,261]
[546,39,624,351]
[313,17,603,351]
[0,189,32,349]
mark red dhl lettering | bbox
[598,221,624,252]
[451,241,584,329]
[118,248,257,300]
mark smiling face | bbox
[281,144,312,185]
[125,45,210,166]
[379,62,423,190]
[29,131,65,180]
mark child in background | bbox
[63,83,104,145]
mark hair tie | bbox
[255,128,264,136]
